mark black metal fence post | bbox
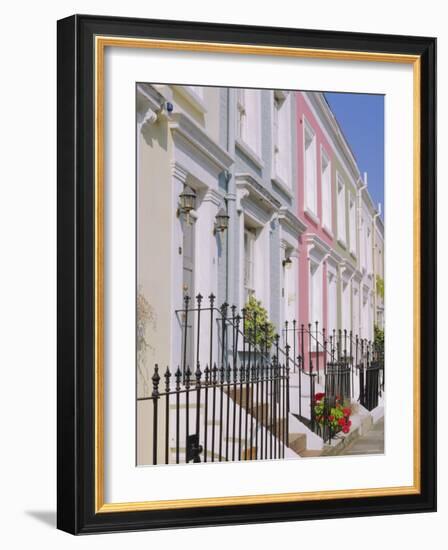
[164,366,171,464]
[151,365,160,465]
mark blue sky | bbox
[324,92,384,217]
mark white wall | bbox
[0,1,445,548]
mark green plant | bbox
[376,275,385,300]
[243,296,276,350]
[314,393,352,435]
[374,324,384,359]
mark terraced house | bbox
[136,83,384,466]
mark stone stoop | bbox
[288,433,307,455]
[320,404,384,456]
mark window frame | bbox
[336,172,347,247]
[303,117,318,219]
[321,146,332,235]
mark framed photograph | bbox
[57,14,436,534]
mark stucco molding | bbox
[169,112,234,175]
[305,233,331,264]
[277,206,307,236]
[171,161,189,184]
[202,188,224,208]
[235,173,281,215]
[137,83,165,131]
[340,259,356,283]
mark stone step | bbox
[288,433,307,454]
[298,449,323,458]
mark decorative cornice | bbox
[235,173,281,214]
[236,186,250,213]
[340,260,356,283]
[203,188,224,207]
[137,83,164,114]
[278,206,307,236]
[169,112,233,173]
[326,248,343,268]
[306,233,331,264]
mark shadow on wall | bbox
[25,510,56,529]
[141,117,168,150]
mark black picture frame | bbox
[57,14,436,534]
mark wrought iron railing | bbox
[137,360,289,465]
[139,295,385,463]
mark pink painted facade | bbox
[295,92,336,338]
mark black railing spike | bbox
[152,364,160,397]
[164,366,171,393]
[185,365,192,389]
[212,363,218,383]
[208,293,215,307]
[226,362,232,383]
[175,366,182,390]
[195,364,202,387]
[196,293,203,306]
[204,365,210,384]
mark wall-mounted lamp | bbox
[282,256,292,268]
[177,185,196,224]
[214,207,230,235]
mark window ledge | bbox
[322,224,333,239]
[304,207,320,225]
[337,237,347,249]
[271,175,293,199]
[235,138,264,170]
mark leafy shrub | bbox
[243,296,276,350]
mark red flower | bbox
[329,415,335,422]
[315,392,325,402]
[347,420,352,427]
[343,407,351,417]
[338,418,345,426]
[342,425,350,434]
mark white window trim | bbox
[349,192,357,257]
[309,259,323,341]
[235,137,265,171]
[326,268,338,334]
[272,90,292,190]
[336,171,347,248]
[236,89,262,166]
[320,145,333,237]
[303,117,319,221]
